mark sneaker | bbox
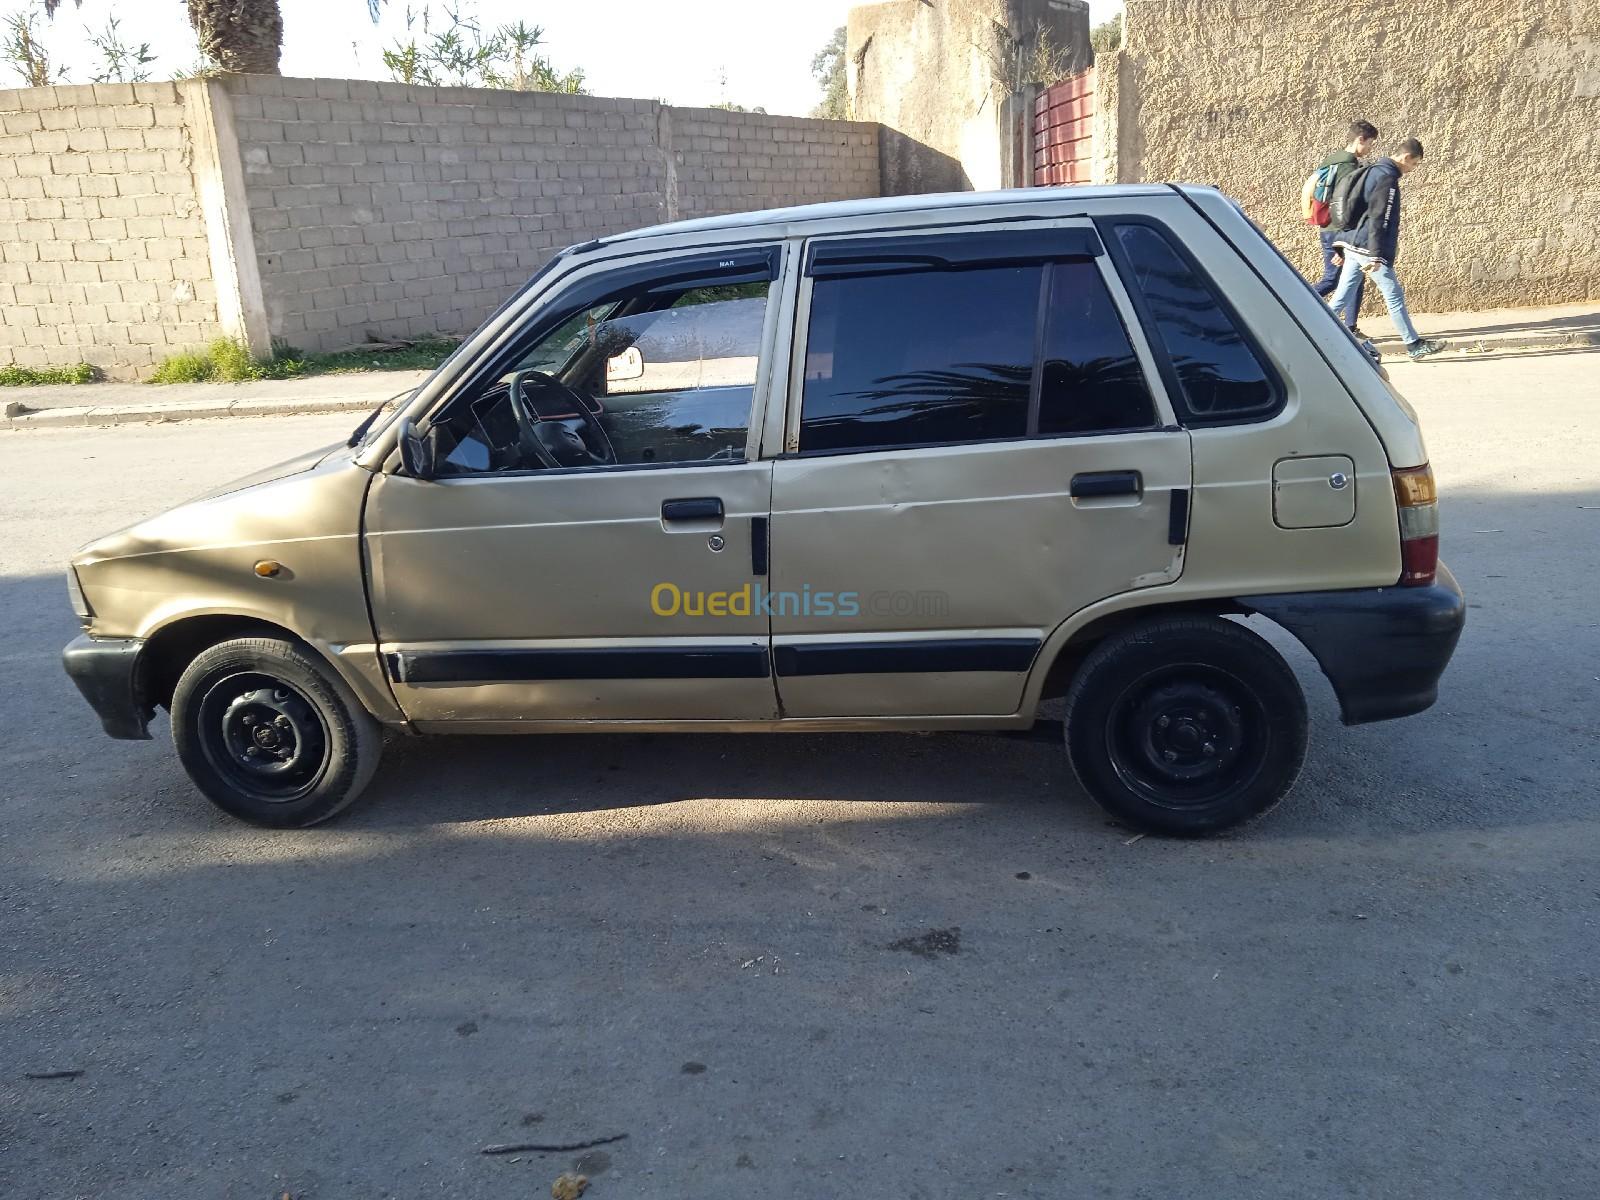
[1360,339,1382,364]
[1406,338,1447,361]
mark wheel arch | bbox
[1028,595,1252,707]
[140,615,323,712]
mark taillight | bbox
[1392,464,1438,586]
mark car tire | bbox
[171,635,384,828]
[1062,616,1308,836]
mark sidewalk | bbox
[1,370,430,430]
[1364,300,1600,353]
[3,302,1597,431]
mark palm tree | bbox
[183,0,285,75]
[43,0,382,76]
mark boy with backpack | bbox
[1326,137,1447,361]
[1302,120,1379,322]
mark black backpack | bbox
[1328,163,1373,231]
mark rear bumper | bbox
[1239,563,1466,725]
[62,634,153,740]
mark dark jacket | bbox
[1336,157,1403,264]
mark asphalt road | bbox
[3,350,1598,1199]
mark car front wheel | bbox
[171,635,384,828]
[1062,616,1308,836]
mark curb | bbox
[0,395,375,431]
[1371,327,1600,354]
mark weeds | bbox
[148,336,458,384]
[0,361,98,386]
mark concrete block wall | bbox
[221,78,881,354]
[221,78,670,353]
[667,107,879,221]
[0,76,881,374]
[0,82,222,378]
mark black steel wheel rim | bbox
[196,671,330,804]
[1103,663,1268,810]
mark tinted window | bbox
[1037,260,1156,436]
[800,265,1039,453]
[1114,223,1276,422]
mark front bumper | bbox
[1239,563,1466,726]
[63,634,153,740]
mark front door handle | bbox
[1070,471,1143,499]
[661,497,724,523]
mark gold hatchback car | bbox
[63,186,1465,834]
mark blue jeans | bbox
[1314,229,1364,316]
[1329,248,1419,345]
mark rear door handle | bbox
[661,497,724,523]
[1070,471,1142,499]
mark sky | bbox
[25,0,1122,116]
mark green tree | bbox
[485,19,586,93]
[86,16,156,82]
[810,24,849,120]
[3,5,60,87]
[382,9,587,92]
[1090,13,1122,55]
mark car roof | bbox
[595,184,1182,248]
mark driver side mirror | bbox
[398,419,436,481]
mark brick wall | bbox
[221,78,881,354]
[1095,0,1600,312]
[0,82,221,378]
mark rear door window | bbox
[1111,222,1280,424]
[1037,259,1156,436]
[798,235,1157,454]
[800,265,1038,453]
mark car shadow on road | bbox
[342,721,1092,830]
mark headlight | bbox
[67,567,93,625]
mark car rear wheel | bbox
[171,636,383,828]
[1062,616,1308,836]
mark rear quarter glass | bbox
[1176,187,1427,469]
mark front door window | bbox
[427,274,772,475]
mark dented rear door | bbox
[767,220,1191,719]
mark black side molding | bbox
[1238,563,1466,726]
[773,638,1040,677]
[388,645,771,685]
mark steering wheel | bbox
[507,369,618,470]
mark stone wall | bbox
[0,82,220,378]
[0,78,880,376]
[1096,0,1600,311]
[222,78,879,354]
